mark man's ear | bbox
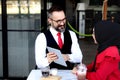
[48,18,52,24]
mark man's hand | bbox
[62,54,70,61]
[47,52,58,63]
[72,66,78,74]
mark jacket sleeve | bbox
[87,62,94,72]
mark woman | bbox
[72,20,120,80]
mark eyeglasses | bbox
[50,18,66,24]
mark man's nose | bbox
[59,21,65,25]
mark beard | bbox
[54,24,66,32]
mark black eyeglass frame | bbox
[50,17,66,24]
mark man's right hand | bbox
[47,52,58,63]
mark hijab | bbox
[94,20,120,53]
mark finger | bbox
[50,54,58,60]
[49,53,58,58]
[47,52,54,58]
[47,53,58,63]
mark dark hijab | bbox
[94,20,120,53]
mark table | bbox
[27,69,77,80]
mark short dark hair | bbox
[48,5,64,14]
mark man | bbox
[35,5,83,69]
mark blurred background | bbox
[0,0,120,79]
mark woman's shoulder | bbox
[104,46,119,57]
[97,46,119,63]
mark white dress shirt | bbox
[35,27,83,68]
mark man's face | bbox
[48,11,66,32]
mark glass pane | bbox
[7,0,19,14]
[20,0,28,14]
[8,32,39,77]
[7,15,41,30]
[29,0,41,14]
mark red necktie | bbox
[57,32,63,49]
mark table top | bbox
[27,69,77,80]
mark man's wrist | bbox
[67,54,70,61]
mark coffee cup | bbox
[41,66,50,77]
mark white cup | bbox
[50,68,58,76]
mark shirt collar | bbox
[50,26,63,35]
